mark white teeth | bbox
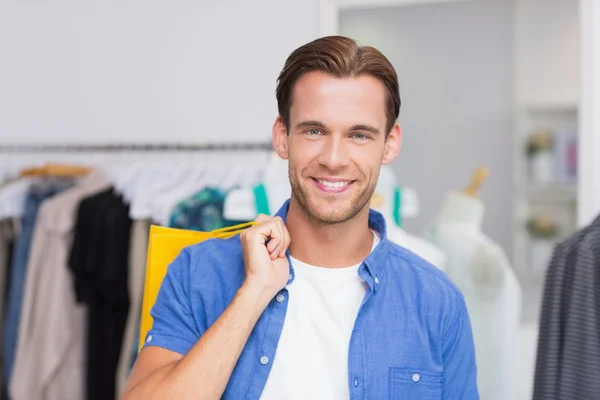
[318,179,349,188]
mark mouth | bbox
[311,177,354,194]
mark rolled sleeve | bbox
[442,296,479,399]
[143,248,200,355]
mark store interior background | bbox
[0,0,597,400]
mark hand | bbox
[240,214,291,299]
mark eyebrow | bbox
[349,124,380,135]
[294,120,381,135]
[294,120,327,130]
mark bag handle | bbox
[212,221,257,239]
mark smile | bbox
[317,179,350,188]
[312,178,354,193]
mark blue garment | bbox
[145,200,479,399]
[3,181,72,390]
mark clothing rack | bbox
[0,142,274,153]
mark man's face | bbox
[273,71,401,224]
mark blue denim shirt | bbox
[145,200,479,399]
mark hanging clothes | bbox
[9,173,110,400]
[222,154,290,222]
[0,219,15,316]
[0,178,35,221]
[0,148,272,399]
[68,188,132,400]
[533,215,600,400]
[2,180,74,393]
[169,187,248,231]
[115,218,151,398]
[0,219,16,394]
[426,191,521,400]
[253,183,271,216]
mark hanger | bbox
[463,166,490,198]
[19,163,92,178]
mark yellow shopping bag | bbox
[139,222,255,351]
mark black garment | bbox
[2,219,15,317]
[533,215,600,400]
[69,188,132,400]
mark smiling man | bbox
[122,36,479,400]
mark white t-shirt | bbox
[260,231,380,400]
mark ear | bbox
[272,116,289,159]
[382,123,402,165]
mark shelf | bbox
[515,183,578,203]
[527,183,577,194]
[520,101,578,114]
[515,182,577,193]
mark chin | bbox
[290,172,373,224]
[310,207,353,224]
[301,194,364,224]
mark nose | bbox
[318,135,350,171]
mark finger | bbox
[269,221,285,259]
[252,216,278,246]
[255,213,270,223]
[267,232,280,254]
[260,220,281,256]
[279,223,291,258]
[273,218,288,257]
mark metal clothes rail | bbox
[0,142,273,153]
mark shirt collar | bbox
[275,199,389,291]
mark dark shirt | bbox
[69,188,132,400]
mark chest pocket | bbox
[389,368,443,400]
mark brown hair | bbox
[276,36,400,136]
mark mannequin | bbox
[370,166,447,270]
[425,167,522,400]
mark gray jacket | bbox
[533,215,600,400]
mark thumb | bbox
[255,213,270,223]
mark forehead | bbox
[289,71,387,127]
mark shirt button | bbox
[276,294,285,303]
[260,356,269,365]
[374,276,380,284]
[288,273,293,281]
[412,373,421,383]
[146,335,153,343]
[353,378,359,387]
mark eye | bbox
[351,133,369,140]
[307,129,323,136]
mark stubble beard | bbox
[288,167,377,225]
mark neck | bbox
[436,191,484,229]
[286,196,374,268]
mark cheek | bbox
[288,152,309,177]
[349,145,385,172]
[289,139,321,166]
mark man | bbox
[123,36,478,399]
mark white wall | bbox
[515,0,579,106]
[0,0,319,145]
[578,0,600,227]
[340,0,515,254]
